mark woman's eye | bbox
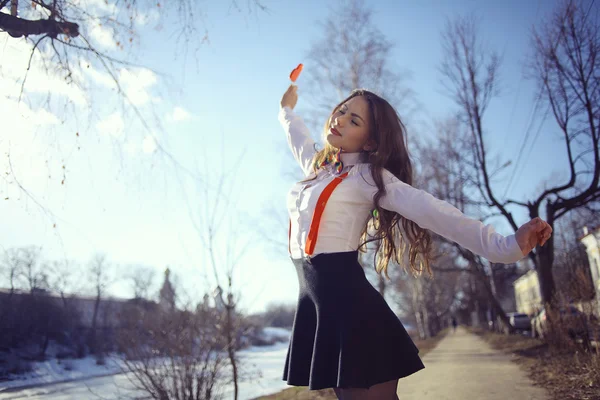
[351,120,358,126]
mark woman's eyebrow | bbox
[341,104,365,123]
[351,112,365,123]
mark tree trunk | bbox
[225,305,238,400]
[473,265,513,333]
[536,211,556,306]
[40,333,49,359]
[90,294,100,354]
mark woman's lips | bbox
[330,127,342,136]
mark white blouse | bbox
[279,106,524,264]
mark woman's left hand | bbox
[515,217,553,255]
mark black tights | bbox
[333,379,399,400]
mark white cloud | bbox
[97,112,125,137]
[142,135,157,154]
[30,107,61,126]
[73,0,118,14]
[171,107,191,122]
[119,68,158,106]
[80,60,116,88]
[0,97,60,128]
[2,40,88,106]
[124,140,138,155]
[135,9,160,27]
[89,21,117,50]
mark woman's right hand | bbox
[280,84,298,110]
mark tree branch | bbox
[18,34,48,102]
[504,199,530,208]
[0,11,79,38]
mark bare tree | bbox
[1,247,23,295]
[47,258,82,307]
[128,265,155,300]
[0,248,76,358]
[183,151,252,400]
[412,116,521,332]
[17,246,49,294]
[301,0,416,133]
[118,305,226,400]
[87,252,113,357]
[0,247,23,349]
[1,0,269,229]
[526,1,600,303]
[553,208,599,302]
[393,250,462,339]
[1,0,267,99]
[438,5,600,307]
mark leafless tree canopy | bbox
[302,0,416,132]
[529,0,600,215]
[118,307,227,400]
[438,2,600,306]
[412,119,518,333]
[87,252,113,357]
[0,0,266,105]
[128,265,155,300]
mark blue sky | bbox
[0,0,572,313]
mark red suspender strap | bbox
[304,171,350,255]
[288,171,351,256]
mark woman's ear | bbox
[363,139,377,152]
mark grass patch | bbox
[253,330,448,400]
[470,327,600,400]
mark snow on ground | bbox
[228,341,290,399]
[261,327,291,342]
[0,327,293,400]
[0,356,123,390]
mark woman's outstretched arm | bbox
[358,167,552,264]
[279,84,316,177]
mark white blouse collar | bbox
[340,152,366,166]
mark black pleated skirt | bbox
[283,251,425,390]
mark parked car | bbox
[530,305,590,339]
[507,312,531,333]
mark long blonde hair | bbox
[308,89,433,277]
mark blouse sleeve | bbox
[278,106,317,177]
[357,167,524,264]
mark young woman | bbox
[278,84,552,400]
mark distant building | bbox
[159,268,176,312]
[213,286,225,311]
[513,269,542,316]
[579,225,600,314]
[490,262,521,313]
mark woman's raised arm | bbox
[279,84,316,177]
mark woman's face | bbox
[326,96,375,153]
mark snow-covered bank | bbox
[0,327,292,399]
[0,356,123,391]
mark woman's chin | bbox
[325,134,341,147]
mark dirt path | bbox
[397,327,550,400]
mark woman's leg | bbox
[334,379,399,400]
[333,387,367,400]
